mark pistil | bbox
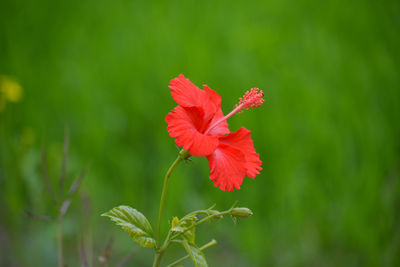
[204,88,264,135]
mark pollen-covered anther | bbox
[236,88,264,111]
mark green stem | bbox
[154,150,189,267]
[152,250,164,267]
[157,207,233,259]
[153,208,230,265]
[166,239,217,267]
[157,154,183,246]
[170,208,233,241]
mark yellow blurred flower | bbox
[0,75,23,102]
[0,75,23,112]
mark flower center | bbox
[204,88,264,135]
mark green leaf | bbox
[182,239,208,267]
[101,205,156,248]
[171,217,179,228]
[183,227,195,244]
[171,216,185,232]
[170,214,197,243]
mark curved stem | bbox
[156,151,187,247]
[153,150,190,267]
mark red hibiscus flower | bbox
[165,74,263,191]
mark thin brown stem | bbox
[57,218,63,267]
[60,128,69,199]
[41,148,57,203]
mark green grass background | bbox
[1,0,399,266]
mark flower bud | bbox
[179,149,191,160]
[231,207,253,218]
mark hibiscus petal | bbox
[169,74,209,108]
[219,127,262,178]
[165,105,219,156]
[202,85,229,136]
[207,144,247,191]
[203,84,221,107]
[169,75,225,123]
[207,108,230,136]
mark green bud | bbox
[231,207,253,218]
[179,149,191,160]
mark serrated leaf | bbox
[183,228,195,244]
[182,240,208,267]
[172,217,179,228]
[171,216,186,233]
[171,225,186,233]
[101,205,156,248]
[171,214,197,243]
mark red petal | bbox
[203,84,221,107]
[165,105,219,156]
[169,75,224,123]
[207,144,247,191]
[169,74,210,108]
[219,127,262,178]
[203,84,229,136]
[208,108,230,136]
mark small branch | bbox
[60,127,70,199]
[115,249,136,267]
[67,164,90,198]
[157,205,237,257]
[59,199,71,217]
[80,192,93,267]
[166,239,217,267]
[230,200,239,209]
[59,164,89,217]
[41,148,57,203]
[25,210,53,221]
[169,208,233,242]
[57,218,63,267]
[98,237,113,267]
[79,238,88,267]
[208,203,217,210]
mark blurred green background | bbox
[1,0,399,266]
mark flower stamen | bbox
[205,88,264,135]
[236,88,264,112]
